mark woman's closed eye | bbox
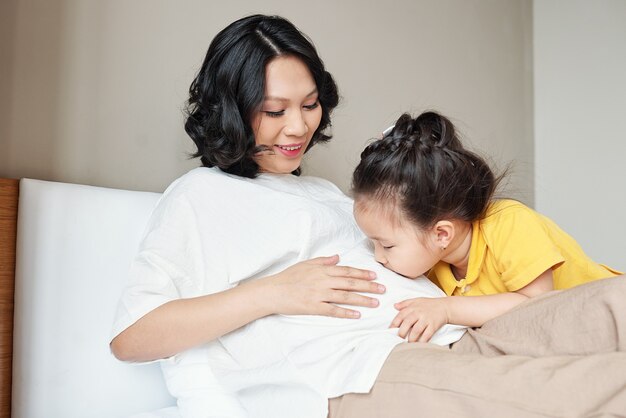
[263,110,285,118]
[303,101,319,111]
[263,101,319,118]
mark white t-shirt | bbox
[112,167,466,418]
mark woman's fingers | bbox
[319,303,362,319]
[327,264,377,280]
[307,254,340,265]
[269,257,385,317]
[331,277,385,294]
[328,290,380,308]
[309,257,377,282]
[322,276,384,308]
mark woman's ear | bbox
[432,220,454,250]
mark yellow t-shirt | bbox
[428,200,621,296]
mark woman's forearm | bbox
[111,256,382,362]
[111,255,382,362]
[444,293,529,328]
[110,278,272,362]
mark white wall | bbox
[0,0,534,200]
[534,0,626,271]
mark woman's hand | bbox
[390,297,449,342]
[262,255,385,319]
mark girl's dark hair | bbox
[352,111,502,228]
[184,14,339,178]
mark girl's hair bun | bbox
[383,111,461,152]
[385,113,414,139]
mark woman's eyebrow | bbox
[264,88,318,102]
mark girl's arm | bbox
[111,255,384,362]
[446,268,554,327]
[392,269,554,342]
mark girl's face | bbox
[354,201,441,279]
[252,56,322,174]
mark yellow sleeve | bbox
[485,204,565,291]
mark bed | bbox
[2,177,624,418]
[0,178,178,418]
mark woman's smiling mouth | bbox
[275,144,303,157]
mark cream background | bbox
[0,0,533,198]
[2,1,624,269]
[534,0,626,270]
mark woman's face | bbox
[252,56,322,174]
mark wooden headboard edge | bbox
[0,178,19,418]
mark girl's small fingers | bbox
[394,299,410,309]
[329,265,377,280]
[397,319,415,339]
[408,322,427,343]
[389,311,406,329]
[417,326,435,343]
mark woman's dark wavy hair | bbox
[184,14,339,177]
[352,111,503,228]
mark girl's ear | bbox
[432,220,454,250]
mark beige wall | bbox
[534,0,626,271]
[1,0,533,200]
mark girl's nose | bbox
[374,246,387,266]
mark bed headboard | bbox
[0,178,18,418]
[0,177,175,418]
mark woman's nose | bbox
[284,111,308,137]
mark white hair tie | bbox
[381,124,395,138]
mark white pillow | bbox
[13,179,175,418]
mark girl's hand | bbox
[263,255,385,319]
[390,297,449,342]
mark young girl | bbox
[352,111,622,343]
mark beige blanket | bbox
[330,276,626,417]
